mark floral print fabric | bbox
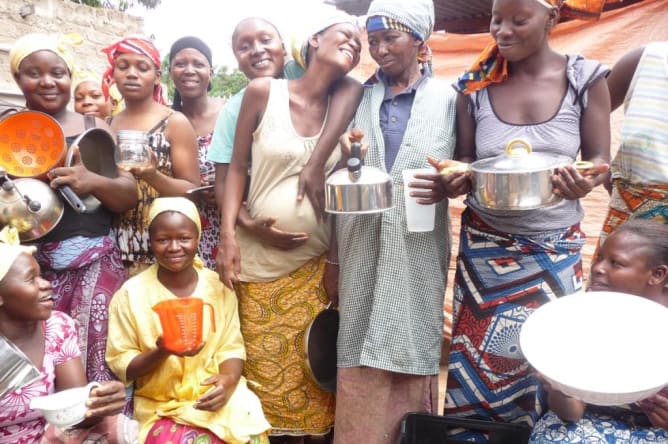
[0,312,80,443]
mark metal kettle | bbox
[325,142,393,214]
[0,168,64,242]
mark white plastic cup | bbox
[402,168,436,232]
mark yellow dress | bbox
[106,264,271,443]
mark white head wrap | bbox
[0,227,36,284]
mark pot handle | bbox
[573,160,594,172]
[58,185,87,213]
[505,138,532,157]
[346,142,362,179]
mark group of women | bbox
[0,0,667,442]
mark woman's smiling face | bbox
[0,253,54,322]
[15,50,71,115]
[149,212,199,273]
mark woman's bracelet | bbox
[325,258,339,266]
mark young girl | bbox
[105,197,270,444]
[8,33,138,384]
[530,219,668,443]
[0,226,135,443]
[101,36,200,276]
[168,36,226,270]
[72,69,112,120]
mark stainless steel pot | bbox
[325,142,393,214]
[0,169,64,242]
[468,139,591,211]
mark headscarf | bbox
[168,36,213,111]
[148,197,202,241]
[290,11,360,71]
[365,0,435,73]
[9,32,82,75]
[107,82,125,116]
[71,69,102,94]
[0,226,36,284]
[101,36,165,105]
[455,0,606,95]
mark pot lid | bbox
[325,142,392,187]
[472,138,570,173]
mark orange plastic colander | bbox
[152,297,216,353]
[0,110,66,178]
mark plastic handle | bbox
[204,302,216,332]
[347,141,363,175]
[351,142,361,160]
[59,185,87,213]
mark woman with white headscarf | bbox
[330,0,456,442]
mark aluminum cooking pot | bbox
[325,142,393,214]
[0,168,64,242]
[467,138,592,211]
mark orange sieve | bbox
[0,110,66,179]
[152,297,216,354]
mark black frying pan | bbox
[304,306,339,393]
[64,128,118,213]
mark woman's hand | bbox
[410,170,447,205]
[297,163,326,222]
[638,387,668,429]
[198,176,217,207]
[243,216,309,251]
[195,374,237,412]
[216,232,241,289]
[427,156,471,198]
[121,148,158,181]
[323,259,339,307]
[84,381,127,419]
[339,128,367,161]
[48,146,96,196]
[552,163,610,200]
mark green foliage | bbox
[70,0,161,11]
[161,56,248,104]
[210,66,249,98]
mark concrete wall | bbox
[0,0,143,108]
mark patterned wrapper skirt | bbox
[596,179,668,253]
[235,255,335,436]
[145,418,270,444]
[444,209,586,442]
[529,408,668,443]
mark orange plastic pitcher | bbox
[152,297,215,353]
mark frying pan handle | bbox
[58,185,87,213]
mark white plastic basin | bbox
[520,291,668,406]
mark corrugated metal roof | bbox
[324,0,493,32]
[326,0,644,34]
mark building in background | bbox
[0,0,143,111]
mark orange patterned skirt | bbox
[235,255,335,436]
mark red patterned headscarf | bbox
[101,36,165,105]
[455,0,606,95]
